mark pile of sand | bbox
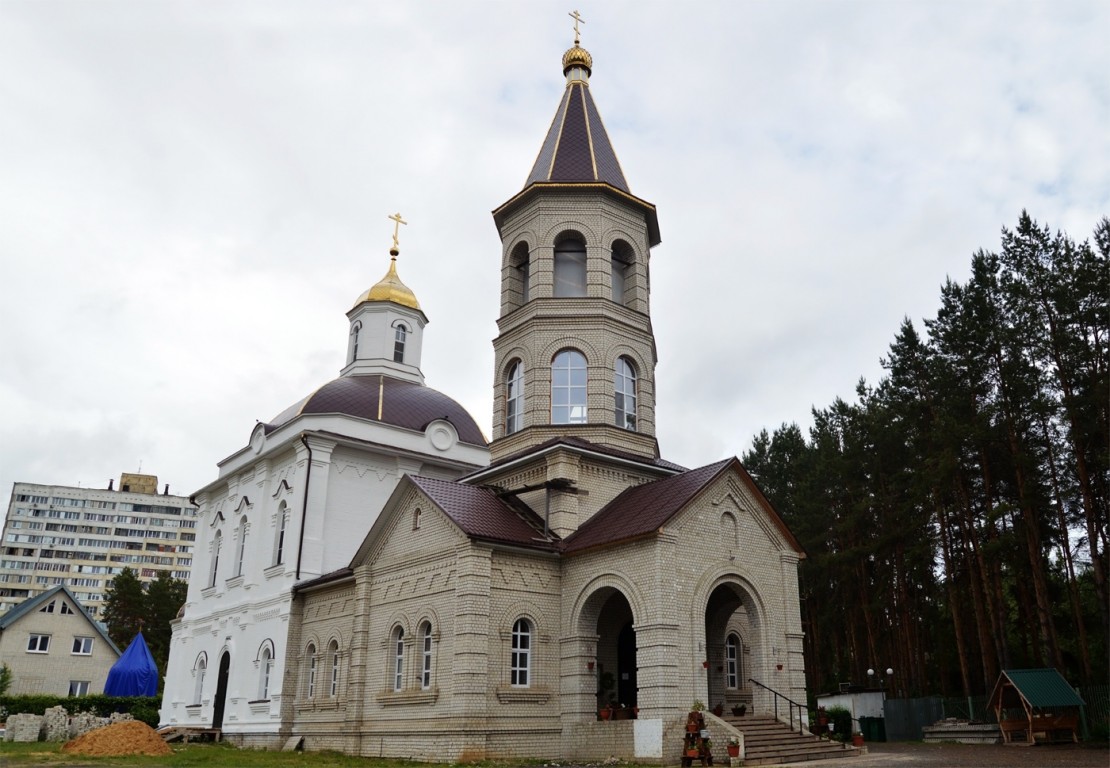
[61,720,173,757]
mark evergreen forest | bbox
[742,212,1108,698]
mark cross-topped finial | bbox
[388,212,407,251]
[569,10,584,45]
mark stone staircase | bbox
[723,715,862,765]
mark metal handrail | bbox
[749,678,807,735]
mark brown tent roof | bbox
[562,459,733,553]
[264,375,486,447]
[410,476,558,552]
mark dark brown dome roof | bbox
[265,375,486,447]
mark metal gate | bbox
[883,697,944,741]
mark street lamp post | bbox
[866,667,894,699]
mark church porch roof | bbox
[410,476,559,552]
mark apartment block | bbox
[0,473,196,616]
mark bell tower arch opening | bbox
[704,580,761,715]
[576,585,639,717]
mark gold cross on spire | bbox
[569,10,584,45]
[388,212,407,250]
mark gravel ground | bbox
[792,741,1110,768]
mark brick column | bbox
[452,546,492,756]
[345,563,374,753]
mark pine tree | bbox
[101,567,145,651]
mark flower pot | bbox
[727,745,740,758]
[599,708,612,721]
[852,733,864,747]
[686,749,700,758]
[686,722,699,733]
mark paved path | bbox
[781,741,1110,767]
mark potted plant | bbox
[726,736,741,758]
[851,731,864,747]
[731,704,746,717]
[712,702,724,717]
[691,700,705,712]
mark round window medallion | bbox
[428,422,456,451]
[250,424,266,454]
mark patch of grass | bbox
[0,741,434,767]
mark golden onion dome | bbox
[354,248,421,310]
[562,43,592,77]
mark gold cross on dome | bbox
[388,212,407,249]
[569,10,584,45]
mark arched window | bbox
[193,654,207,705]
[235,517,248,577]
[551,350,587,424]
[328,640,340,697]
[726,633,740,689]
[510,618,531,687]
[611,240,633,304]
[393,324,408,363]
[419,621,433,689]
[209,531,222,587]
[554,238,587,297]
[306,643,318,698]
[614,356,637,430]
[392,627,405,691]
[259,645,273,700]
[350,321,362,363]
[511,242,530,304]
[273,502,288,566]
[506,361,524,435]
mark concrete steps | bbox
[724,715,862,765]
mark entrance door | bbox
[617,622,638,706]
[212,652,231,729]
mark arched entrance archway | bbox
[575,585,639,715]
[704,580,762,714]
[212,651,231,729]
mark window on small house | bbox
[554,238,587,297]
[27,634,50,652]
[60,602,74,614]
[506,361,525,435]
[68,680,90,696]
[510,618,531,687]
[72,636,93,655]
[40,600,55,613]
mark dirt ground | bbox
[60,720,173,757]
[803,741,1110,767]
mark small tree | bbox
[0,662,13,695]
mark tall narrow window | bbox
[725,634,739,689]
[392,627,405,691]
[235,517,248,577]
[511,242,531,305]
[350,321,361,363]
[193,655,207,705]
[614,357,637,430]
[259,646,273,700]
[306,644,318,697]
[420,621,433,690]
[506,361,524,435]
[329,640,340,697]
[554,239,587,297]
[209,531,222,587]
[274,503,288,566]
[393,325,407,363]
[510,618,531,687]
[551,350,587,424]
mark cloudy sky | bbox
[1,1,1107,510]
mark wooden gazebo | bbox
[988,669,1085,745]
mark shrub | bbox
[823,705,853,742]
[0,694,162,727]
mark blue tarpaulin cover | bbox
[104,632,158,697]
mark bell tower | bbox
[489,24,662,463]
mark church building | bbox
[161,26,807,764]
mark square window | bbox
[27,633,50,652]
[68,680,90,696]
[72,636,94,655]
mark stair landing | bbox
[724,715,862,766]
